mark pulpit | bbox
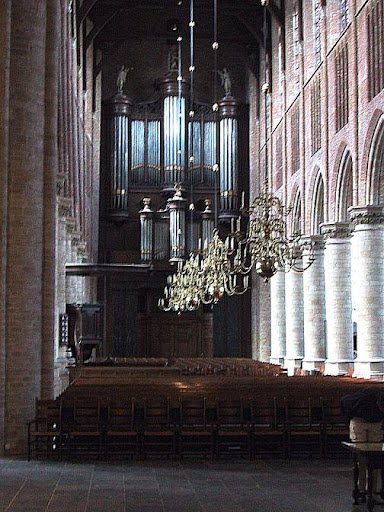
[66,304,104,363]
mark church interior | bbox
[1,0,384,508]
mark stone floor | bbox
[0,456,380,512]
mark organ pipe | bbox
[139,198,154,261]
[218,97,238,219]
[160,76,188,191]
[167,185,187,262]
[201,199,215,246]
[104,95,132,221]
[154,208,170,261]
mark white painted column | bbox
[350,206,384,379]
[284,264,304,375]
[252,269,271,361]
[321,223,353,375]
[302,236,326,371]
[270,269,286,365]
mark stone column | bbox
[0,0,11,456]
[284,264,304,375]
[321,223,353,375]
[302,236,326,371]
[251,269,271,362]
[350,206,384,379]
[270,270,286,365]
[4,0,59,454]
[55,198,72,397]
[41,0,60,400]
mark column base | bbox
[285,357,303,376]
[324,359,354,376]
[301,359,325,372]
[353,359,384,380]
[270,357,284,366]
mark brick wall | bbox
[250,0,384,235]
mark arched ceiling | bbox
[83,0,266,49]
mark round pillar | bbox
[284,264,304,375]
[350,206,384,379]
[321,223,353,375]
[251,270,271,361]
[270,270,286,365]
[302,236,326,371]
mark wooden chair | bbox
[27,399,62,460]
[105,398,139,458]
[216,399,251,459]
[285,397,323,458]
[141,398,176,458]
[321,397,349,456]
[178,398,215,459]
[250,397,287,458]
[66,398,102,457]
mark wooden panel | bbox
[142,313,213,358]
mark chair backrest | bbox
[217,399,244,426]
[321,397,348,427]
[251,397,279,429]
[108,399,135,431]
[180,398,207,428]
[144,398,170,428]
[284,398,311,427]
[73,398,101,431]
[35,398,62,431]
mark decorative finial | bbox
[167,45,178,73]
[204,199,212,211]
[218,68,232,97]
[174,183,182,197]
[116,65,133,94]
[143,197,152,210]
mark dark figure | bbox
[341,388,384,502]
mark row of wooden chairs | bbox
[27,396,349,461]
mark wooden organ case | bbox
[99,59,250,359]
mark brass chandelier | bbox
[159,0,314,314]
[159,229,249,313]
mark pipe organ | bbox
[103,72,244,264]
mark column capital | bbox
[56,171,66,196]
[76,242,88,262]
[348,205,384,225]
[65,217,77,234]
[300,234,325,252]
[320,222,351,240]
[57,196,72,218]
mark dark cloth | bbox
[341,387,384,423]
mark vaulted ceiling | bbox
[81,0,282,103]
[82,0,266,50]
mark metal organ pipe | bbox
[154,209,170,261]
[167,187,187,262]
[139,198,154,261]
[218,97,238,219]
[202,199,214,246]
[105,95,131,221]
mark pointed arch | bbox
[291,188,302,236]
[311,169,324,234]
[367,114,384,205]
[335,148,353,222]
